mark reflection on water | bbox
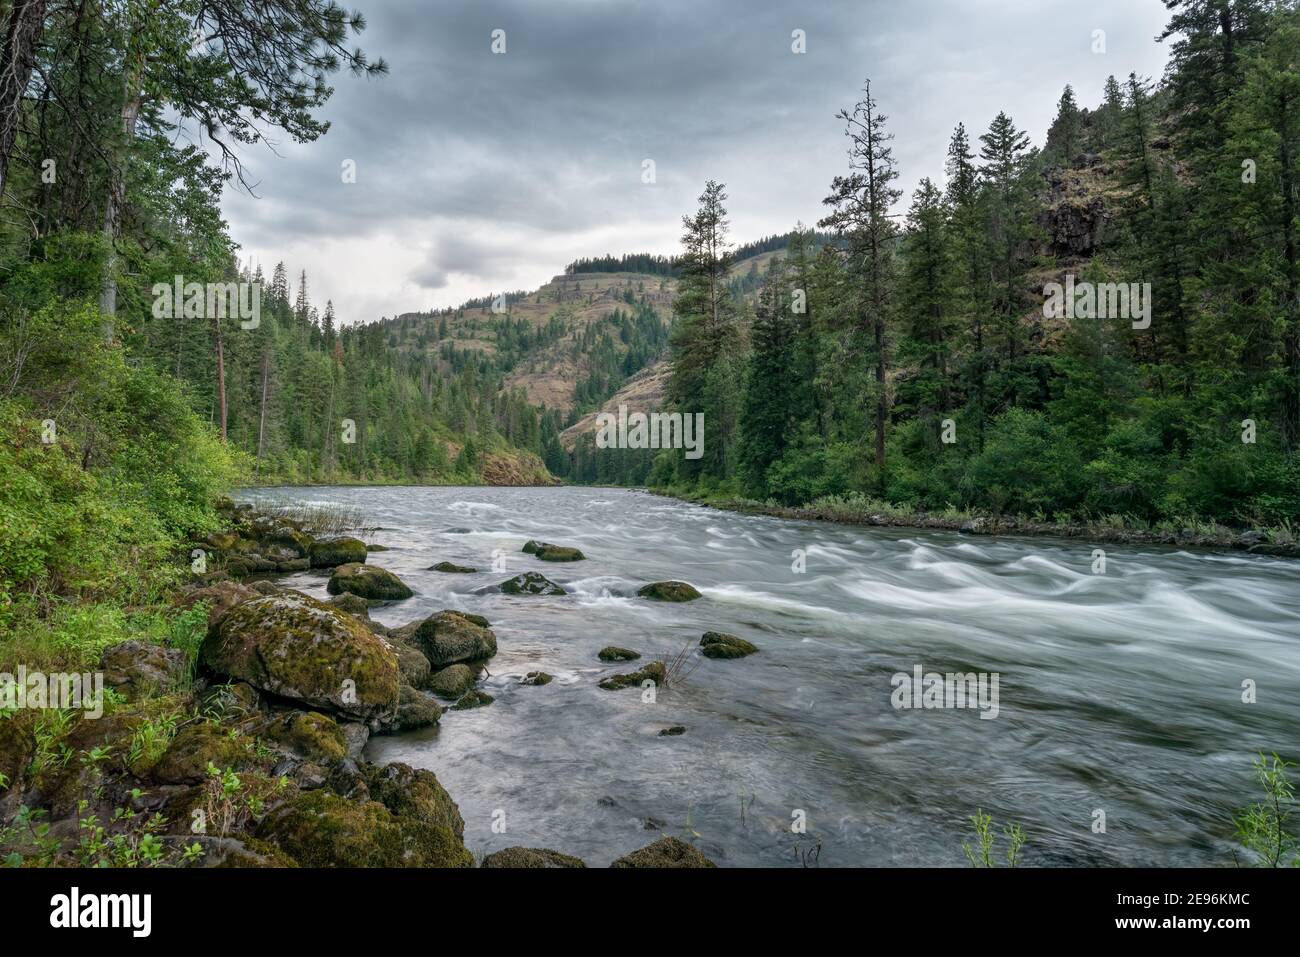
[239,485,1300,867]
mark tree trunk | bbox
[99,49,145,334]
[213,316,228,441]
[256,348,270,474]
[0,0,46,204]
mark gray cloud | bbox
[217,0,1173,324]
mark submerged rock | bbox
[637,581,701,602]
[429,561,477,573]
[327,562,414,601]
[481,846,586,868]
[598,646,640,662]
[520,671,552,686]
[610,836,716,868]
[658,725,686,736]
[700,632,758,659]
[452,689,494,710]
[598,661,665,691]
[500,572,566,595]
[535,545,585,562]
[309,536,368,568]
[201,591,400,723]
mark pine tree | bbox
[739,258,797,494]
[819,79,902,481]
[1046,85,1083,165]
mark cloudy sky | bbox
[219,0,1173,326]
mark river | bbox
[237,485,1300,867]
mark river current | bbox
[238,485,1300,867]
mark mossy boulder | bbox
[428,664,477,700]
[700,632,758,659]
[429,561,477,573]
[611,836,716,868]
[200,836,300,868]
[100,640,190,697]
[394,684,443,730]
[309,537,368,568]
[598,646,640,662]
[151,722,264,785]
[658,725,686,736]
[173,580,259,633]
[327,563,413,601]
[363,762,463,839]
[481,847,586,868]
[637,581,702,602]
[521,540,544,554]
[520,671,552,686]
[388,638,432,688]
[328,593,372,618]
[410,611,497,667]
[265,711,348,763]
[598,661,665,691]
[202,591,401,723]
[452,689,494,710]
[256,790,473,868]
[500,572,566,596]
[534,544,585,562]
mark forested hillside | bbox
[643,0,1300,529]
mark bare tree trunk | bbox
[99,50,145,335]
[256,348,270,475]
[0,0,46,204]
[213,316,227,441]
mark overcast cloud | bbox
[217,0,1173,326]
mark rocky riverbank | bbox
[656,490,1300,558]
[0,499,725,869]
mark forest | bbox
[654,0,1300,530]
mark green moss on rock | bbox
[610,836,716,868]
[257,790,473,868]
[309,537,368,568]
[428,664,477,699]
[500,572,566,595]
[700,632,758,659]
[363,762,464,839]
[637,581,702,602]
[411,611,497,667]
[429,561,477,573]
[452,689,494,710]
[598,646,640,662]
[598,661,665,691]
[481,846,586,868]
[201,591,400,722]
[327,563,413,601]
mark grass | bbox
[657,639,702,690]
[263,502,375,536]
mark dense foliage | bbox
[654,0,1300,529]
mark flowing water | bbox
[238,485,1300,867]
